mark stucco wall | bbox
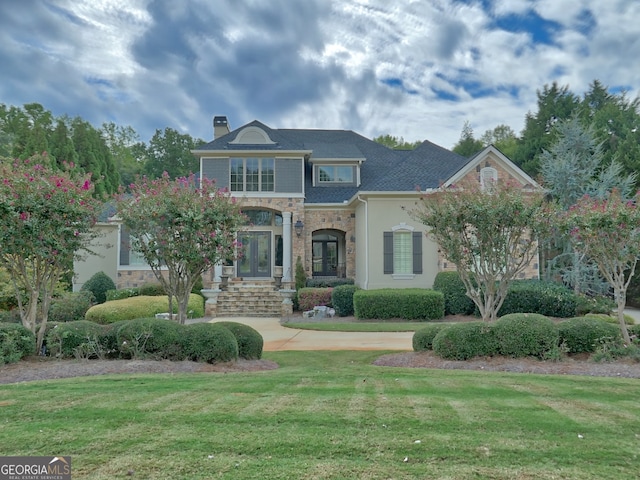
[73,223,119,292]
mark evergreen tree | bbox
[452,121,484,157]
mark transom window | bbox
[243,209,283,226]
[230,158,275,192]
[317,165,354,183]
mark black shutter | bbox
[413,231,422,274]
[383,232,393,274]
[120,226,130,266]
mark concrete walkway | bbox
[208,317,414,351]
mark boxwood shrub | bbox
[0,322,36,364]
[493,313,559,359]
[182,323,239,363]
[331,285,359,317]
[353,289,444,320]
[85,294,204,324]
[49,291,93,323]
[432,271,475,315]
[45,321,107,359]
[80,271,116,304]
[215,321,263,360]
[137,282,166,296]
[432,322,498,360]
[116,318,185,360]
[558,317,622,353]
[298,288,333,312]
[498,280,577,318]
[413,324,448,351]
[105,288,139,302]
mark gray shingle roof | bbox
[195,120,472,203]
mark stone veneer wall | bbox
[117,269,170,289]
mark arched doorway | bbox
[312,230,346,278]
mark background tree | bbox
[413,180,551,322]
[452,121,484,157]
[0,154,100,353]
[101,122,144,188]
[480,124,518,159]
[561,191,640,344]
[116,173,246,323]
[541,116,637,294]
[143,128,204,179]
[373,134,422,150]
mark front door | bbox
[238,232,271,277]
[312,239,338,276]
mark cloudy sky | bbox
[1,0,638,149]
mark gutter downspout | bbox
[356,195,369,289]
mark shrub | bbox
[432,272,475,315]
[353,289,444,320]
[138,282,166,296]
[331,285,359,317]
[575,295,615,316]
[182,323,238,363]
[80,271,116,304]
[558,317,622,353]
[493,313,559,359]
[99,320,131,359]
[0,309,21,324]
[85,294,205,324]
[498,280,577,318]
[298,288,333,312]
[306,278,354,288]
[106,288,139,302]
[294,256,306,292]
[116,318,185,360]
[215,321,263,359]
[49,291,93,323]
[432,322,498,360]
[629,324,640,340]
[413,324,448,351]
[584,313,635,325]
[0,322,36,364]
[45,321,107,359]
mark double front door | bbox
[238,232,271,277]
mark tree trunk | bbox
[616,290,632,345]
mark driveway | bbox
[208,317,414,351]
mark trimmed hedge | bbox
[138,282,166,296]
[413,324,448,351]
[106,288,139,302]
[80,271,116,304]
[558,317,622,353]
[116,318,185,360]
[45,321,107,358]
[0,322,36,364]
[306,278,354,288]
[498,280,577,318]
[49,291,93,323]
[298,288,333,312]
[331,285,359,317]
[575,295,615,316]
[215,321,263,360]
[493,313,559,359]
[182,323,238,363]
[432,322,498,360]
[354,289,444,320]
[85,294,205,324]
[432,271,475,315]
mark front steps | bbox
[202,281,294,317]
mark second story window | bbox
[230,158,275,192]
[317,165,354,183]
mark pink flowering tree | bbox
[562,190,640,344]
[413,180,552,322]
[0,154,100,353]
[116,173,246,324]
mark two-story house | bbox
[73,116,540,316]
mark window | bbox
[230,158,275,192]
[383,226,423,276]
[242,209,282,226]
[480,167,498,191]
[317,165,354,183]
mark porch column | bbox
[283,211,292,282]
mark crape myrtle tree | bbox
[116,173,246,324]
[561,190,640,344]
[0,154,100,353]
[413,180,552,322]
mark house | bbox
[73,116,540,316]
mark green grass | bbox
[1,351,639,479]
[283,321,428,332]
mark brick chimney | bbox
[213,116,230,139]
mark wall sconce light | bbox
[294,219,304,237]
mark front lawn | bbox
[0,351,638,479]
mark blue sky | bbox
[1,0,638,149]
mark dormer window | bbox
[318,165,354,183]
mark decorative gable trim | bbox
[230,126,276,145]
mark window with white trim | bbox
[316,165,354,184]
[480,166,498,191]
[383,223,423,277]
[230,158,275,192]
